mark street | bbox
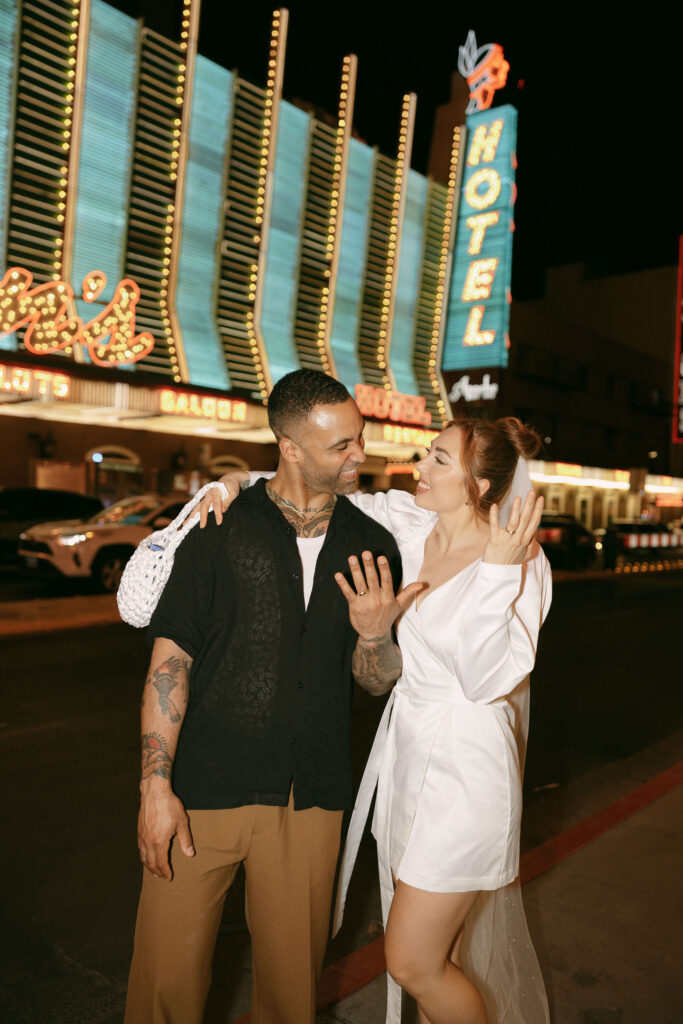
[0,572,682,1023]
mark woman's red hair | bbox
[446,417,541,519]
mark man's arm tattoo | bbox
[142,656,191,723]
[352,634,402,696]
[141,732,173,780]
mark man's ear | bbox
[477,477,490,499]
[279,436,301,464]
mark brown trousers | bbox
[124,792,343,1024]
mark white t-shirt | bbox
[296,534,326,607]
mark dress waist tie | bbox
[333,689,396,935]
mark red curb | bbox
[519,759,683,884]
[231,759,683,1022]
[316,936,387,1010]
[231,939,388,1024]
[0,720,66,741]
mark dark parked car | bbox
[596,518,682,564]
[536,511,600,570]
[0,487,103,559]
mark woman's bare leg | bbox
[384,881,487,1024]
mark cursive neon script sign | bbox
[0,267,154,366]
[448,373,499,402]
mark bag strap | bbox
[155,481,229,555]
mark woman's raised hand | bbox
[335,551,425,640]
[483,490,544,565]
[197,471,248,527]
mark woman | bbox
[202,416,550,1024]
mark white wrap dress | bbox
[334,488,552,1024]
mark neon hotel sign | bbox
[441,32,516,380]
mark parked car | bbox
[596,518,682,560]
[18,493,189,592]
[536,511,601,570]
[0,487,103,559]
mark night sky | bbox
[110,0,682,299]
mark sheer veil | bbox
[497,457,534,529]
[458,455,549,1023]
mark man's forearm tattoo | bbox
[141,732,172,780]
[352,634,402,695]
[266,483,336,538]
[142,656,190,723]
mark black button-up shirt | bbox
[148,480,402,811]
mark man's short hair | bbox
[268,370,350,440]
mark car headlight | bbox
[56,532,91,547]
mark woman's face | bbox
[414,426,472,513]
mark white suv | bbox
[19,493,190,592]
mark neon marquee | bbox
[355,384,432,426]
[382,425,439,448]
[555,462,583,479]
[0,364,70,400]
[159,389,248,423]
[0,267,154,366]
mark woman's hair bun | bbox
[497,417,542,459]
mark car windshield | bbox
[89,496,161,525]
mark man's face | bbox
[290,397,366,495]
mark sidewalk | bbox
[0,591,119,636]
[309,731,683,1024]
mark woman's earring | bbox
[464,499,471,506]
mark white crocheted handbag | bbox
[116,481,228,628]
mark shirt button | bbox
[297,680,303,689]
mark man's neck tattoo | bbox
[266,484,336,538]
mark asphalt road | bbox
[0,562,103,602]
[1,572,681,1023]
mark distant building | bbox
[507,263,679,477]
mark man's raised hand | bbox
[335,551,424,640]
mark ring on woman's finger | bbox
[357,591,367,597]
[505,527,516,535]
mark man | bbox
[124,370,403,1024]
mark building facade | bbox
[0,2,681,521]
